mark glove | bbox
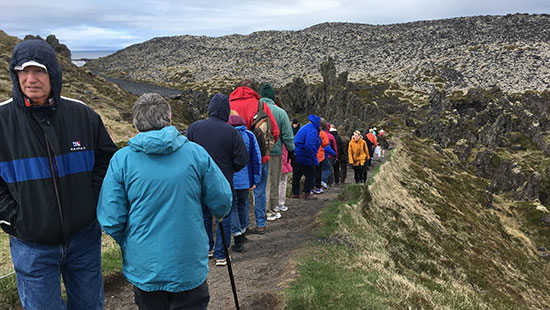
[288,150,296,166]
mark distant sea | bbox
[71,50,117,67]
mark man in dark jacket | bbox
[337,125,350,183]
[329,124,345,184]
[0,39,117,308]
[186,93,249,265]
[292,119,300,135]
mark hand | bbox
[287,150,296,165]
[248,185,256,191]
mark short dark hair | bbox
[238,79,258,92]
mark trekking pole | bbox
[218,218,240,310]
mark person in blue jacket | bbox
[291,114,322,200]
[186,93,249,266]
[228,113,261,252]
[97,93,232,309]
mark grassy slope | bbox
[286,135,550,309]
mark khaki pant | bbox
[266,155,282,217]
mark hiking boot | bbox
[216,258,227,266]
[301,192,318,200]
[231,235,245,252]
[275,205,288,212]
[248,226,266,235]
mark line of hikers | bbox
[0,39,387,310]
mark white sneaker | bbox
[321,181,329,189]
[275,205,288,212]
[267,212,281,221]
[314,188,324,194]
[276,212,281,219]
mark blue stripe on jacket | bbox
[0,150,95,183]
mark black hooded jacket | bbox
[185,93,249,188]
[0,40,117,244]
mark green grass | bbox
[285,156,391,310]
[0,274,19,310]
[285,246,388,310]
[284,136,550,310]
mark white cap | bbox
[14,60,47,72]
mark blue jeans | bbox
[202,205,231,260]
[321,158,332,183]
[253,162,269,228]
[231,189,249,236]
[10,221,104,310]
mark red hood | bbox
[229,87,260,102]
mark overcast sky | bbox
[3,0,549,51]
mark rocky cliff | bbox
[86,14,550,93]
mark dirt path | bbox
[104,161,382,309]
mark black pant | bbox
[134,280,209,310]
[340,159,348,183]
[352,165,367,183]
[292,162,316,194]
[334,159,344,183]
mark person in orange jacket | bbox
[314,118,330,193]
[348,130,370,183]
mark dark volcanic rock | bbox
[23,34,71,59]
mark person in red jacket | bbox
[229,79,279,234]
[365,128,378,168]
[229,79,280,164]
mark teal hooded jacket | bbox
[259,83,295,156]
[97,125,232,292]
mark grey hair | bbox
[133,93,171,132]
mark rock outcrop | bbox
[86,14,550,93]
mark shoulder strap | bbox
[258,100,264,113]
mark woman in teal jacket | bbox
[97,93,232,309]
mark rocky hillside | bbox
[86,14,550,93]
[0,31,136,144]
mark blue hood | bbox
[9,40,62,107]
[308,114,321,131]
[129,126,186,155]
[208,93,230,122]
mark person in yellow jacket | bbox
[348,130,370,183]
